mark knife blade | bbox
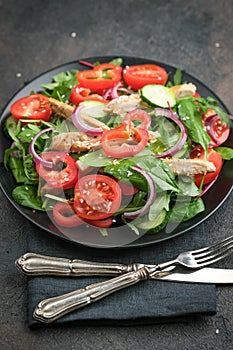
[152,266,233,284]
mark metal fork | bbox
[33,235,233,323]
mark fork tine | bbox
[195,243,233,264]
[191,235,233,256]
[193,239,233,259]
[196,247,233,268]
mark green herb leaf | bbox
[173,68,182,85]
[214,147,233,160]
[178,98,210,152]
[41,69,78,103]
[12,185,45,211]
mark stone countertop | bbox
[0,1,233,349]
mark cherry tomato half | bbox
[190,146,223,186]
[70,85,108,105]
[73,174,121,220]
[202,109,230,147]
[123,64,168,91]
[36,152,78,190]
[10,94,51,121]
[77,63,122,92]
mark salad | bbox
[3,57,233,239]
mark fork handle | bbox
[15,253,133,277]
[33,267,149,323]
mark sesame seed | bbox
[71,32,77,38]
[16,72,22,78]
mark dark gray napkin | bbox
[27,224,216,328]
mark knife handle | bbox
[33,267,149,323]
[15,253,133,277]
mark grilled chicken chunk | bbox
[48,97,74,118]
[164,158,216,176]
[51,132,102,153]
[103,94,141,116]
[170,83,197,99]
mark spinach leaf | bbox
[148,193,170,221]
[170,197,205,222]
[177,176,201,197]
[12,185,45,211]
[8,157,28,183]
[178,98,210,152]
[136,157,179,192]
[173,68,182,85]
[109,58,123,66]
[23,154,39,182]
[214,147,233,160]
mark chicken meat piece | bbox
[103,94,142,116]
[170,83,197,99]
[164,158,216,176]
[48,97,74,118]
[51,132,102,153]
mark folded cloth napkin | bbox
[26,223,216,328]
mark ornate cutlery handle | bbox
[33,267,149,323]
[15,253,133,276]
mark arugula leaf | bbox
[214,147,233,160]
[41,69,78,103]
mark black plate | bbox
[0,56,232,248]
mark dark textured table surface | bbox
[0,1,233,349]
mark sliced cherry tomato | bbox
[73,174,121,220]
[202,109,230,147]
[70,85,108,105]
[123,64,168,91]
[102,123,149,158]
[77,63,122,92]
[10,94,51,121]
[190,146,223,186]
[36,152,78,190]
[193,92,201,98]
[53,202,83,227]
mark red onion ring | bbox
[110,82,123,99]
[72,105,103,136]
[29,128,54,168]
[79,60,94,68]
[103,82,133,100]
[154,108,187,158]
[124,166,156,219]
[103,82,122,100]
